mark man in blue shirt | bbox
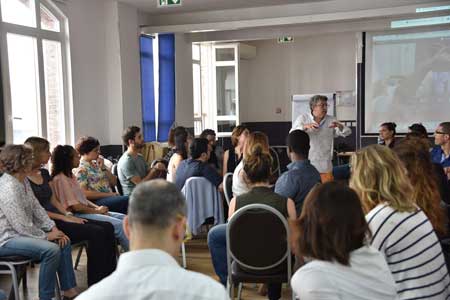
[275,130,321,214]
[175,138,223,191]
[431,122,450,178]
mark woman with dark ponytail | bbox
[379,122,397,148]
[208,132,296,300]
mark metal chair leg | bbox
[237,283,243,300]
[74,245,84,270]
[9,264,20,300]
[55,273,62,300]
[181,242,187,268]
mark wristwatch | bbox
[65,211,73,216]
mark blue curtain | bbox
[139,35,156,142]
[157,34,175,142]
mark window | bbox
[193,43,240,137]
[0,0,71,146]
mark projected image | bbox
[365,30,450,133]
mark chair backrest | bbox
[112,163,123,196]
[269,147,281,178]
[226,204,291,272]
[181,176,224,235]
[223,172,233,205]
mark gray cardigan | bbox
[0,173,55,247]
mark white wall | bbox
[56,0,110,143]
[55,0,142,145]
[239,33,357,122]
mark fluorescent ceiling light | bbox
[391,15,450,28]
[189,29,218,33]
[416,5,450,13]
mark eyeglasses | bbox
[314,103,328,108]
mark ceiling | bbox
[118,0,325,15]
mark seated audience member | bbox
[232,131,271,197]
[25,137,117,286]
[76,180,227,300]
[52,145,129,251]
[431,122,450,179]
[408,123,428,138]
[403,129,449,204]
[167,128,188,182]
[0,145,79,300]
[394,137,448,237]
[208,147,296,300]
[163,126,187,162]
[378,122,397,148]
[350,145,450,299]
[275,130,321,215]
[117,126,153,196]
[222,125,249,176]
[74,136,129,214]
[291,182,398,300]
[174,138,222,191]
[148,159,168,180]
[200,129,220,170]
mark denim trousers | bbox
[95,195,129,214]
[75,212,129,251]
[207,224,282,300]
[0,236,76,300]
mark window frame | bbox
[0,0,73,144]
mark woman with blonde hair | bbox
[232,131,271,196]
[350,145,450,299]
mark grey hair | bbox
[129,179,187,228]
[309,95,328,112]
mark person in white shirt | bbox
[76,180,228,300]
[291,95,351,182]
[291,181,398,300]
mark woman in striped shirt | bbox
[350,145,450,300]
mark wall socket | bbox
[275,107,282,114]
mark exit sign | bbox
[277,36,294,44]
[158,0,182,7]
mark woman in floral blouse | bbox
[0,145,79,300]
[74,136,129,214]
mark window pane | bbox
[193,63,201,117]
[215,48,234,61]
[216,66,236,116]
[1,0,36,27]
[192,44,200,61]
[217,120,236,133]
[40,4,60,32]
[7,33,40,143]
[43,40,65,146]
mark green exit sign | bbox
[277,36,294,44]
[158,0,182,7]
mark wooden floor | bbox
[0,238,293,299]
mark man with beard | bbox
[118,126,153,195]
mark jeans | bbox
[75,212,129,251]
[208,224,228,285]
[208,224,282,300]
[332,164,351,181]
[0,290,6,300]
[95,195,129,214]
[55,219,117,285]
[0,236,76,300]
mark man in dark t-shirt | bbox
[175,138,223,191]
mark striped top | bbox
[367,204,450,300]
